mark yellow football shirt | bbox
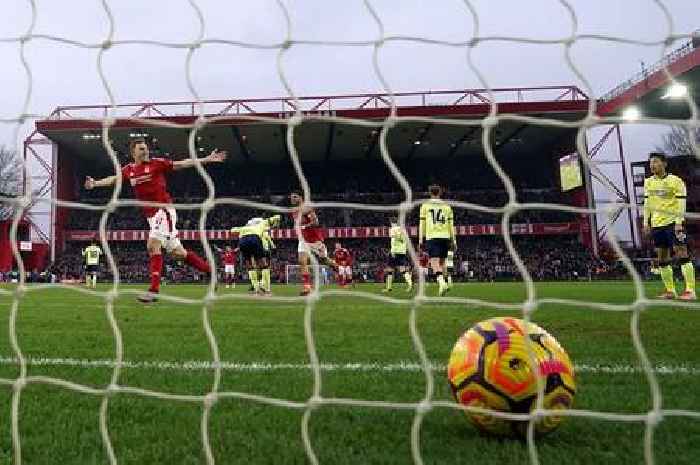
[82,245,102,265]
[390,225,408,255]
[231,215,281,239]
[419,199,455,241]
[643,174,686,228]
[262,229,275,251]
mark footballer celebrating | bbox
[85,138,226,302]
[333,242,353,288]
[289,191,336,296]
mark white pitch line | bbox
[0,356,698,375]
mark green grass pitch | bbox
[1,281,699,465]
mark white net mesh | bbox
[286,265,332,285]
[1,1,700,465]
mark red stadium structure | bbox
[22,85,597,267]
[598,32,700,252]
[2,32,697,273]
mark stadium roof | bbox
[598,35,700,119]
[34,36,700,170]
[35,87,588,169]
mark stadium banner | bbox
[65,222,580,241]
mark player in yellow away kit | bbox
[419,185,457,296]
[230,215,281,296]
[383,218,413,293]
[82,240,102,288]
[643,152,695,300]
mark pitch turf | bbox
[0,281,699,465]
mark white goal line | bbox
[0,356,698,375]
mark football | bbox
[447,317,576,437]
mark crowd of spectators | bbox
[45,153,624,284]
[63,188,578,231]
[44,235,629,285]
[76,156,559,200]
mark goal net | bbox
[1,2,699,465]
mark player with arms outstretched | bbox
[230,215,281,295]
[383,218,413,293]
[419,184,457,296]
[82,240,102,288]
[84,138,226,302]
[642,152,695,300]
[333,242,353,288]
[289,192,336,296]
[215,245,238,289]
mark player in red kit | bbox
[333,242,353,288]
[85,138,226,302]
[289,192,336,296]
[215,245,238,289]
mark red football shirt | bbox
[333,248,352,266]
[291,208,325,243]
[221,250,236,265]
[121,158,174,218]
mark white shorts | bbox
[338,265,352,276]
[297,240,328,259]
[420,267,429,275]
[224,264,235,274]
[147,207,182,253]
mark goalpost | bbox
[1,2,699,465]
[285,264,332,286]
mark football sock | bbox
[261,269,271,291]
[404,271,413,288]
[149,254,163,293]
[302,272,311,290]
[660,265,675,294]
[681,261,695,292]
[447,274,453,288]
[249,270,259,291]
[436,272,446,289]
[92,275,97,287]
[386,273,393,290]
[185,250,211,273]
